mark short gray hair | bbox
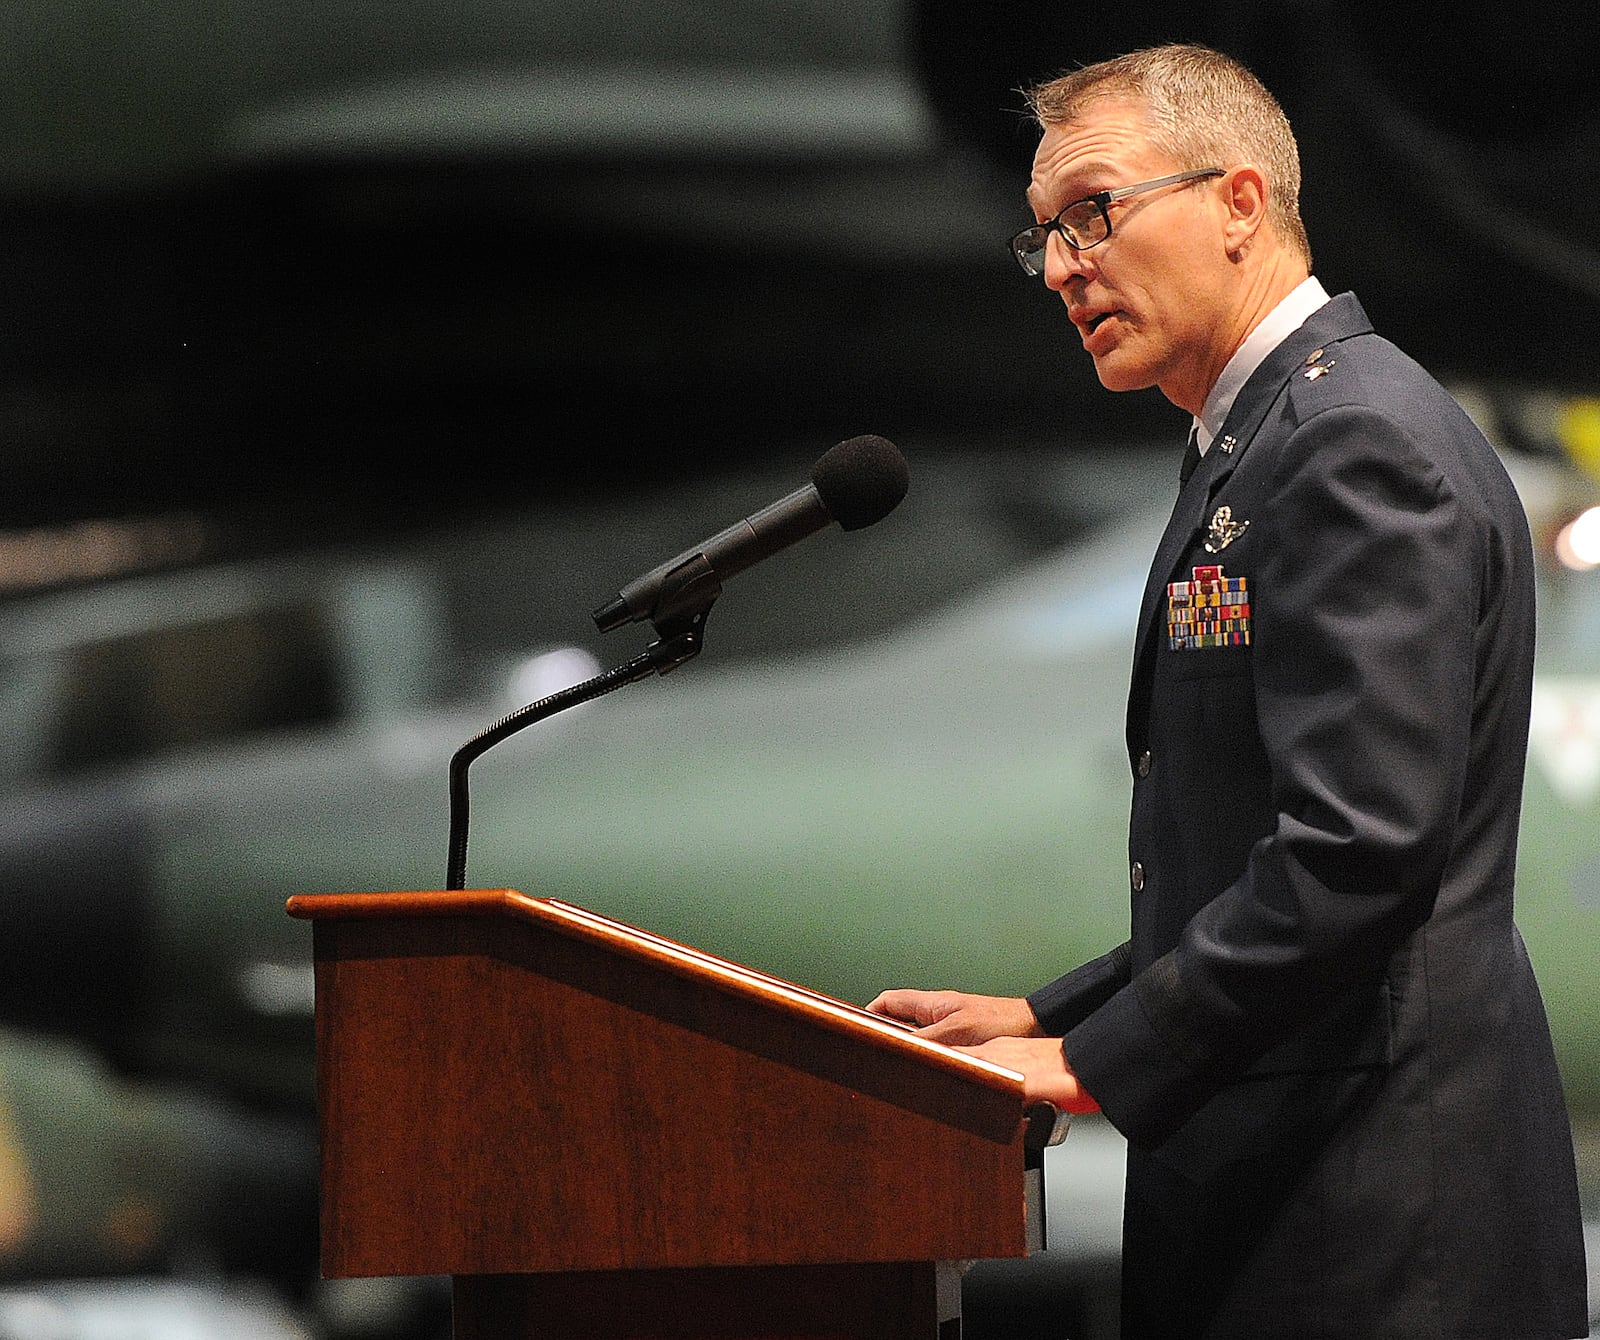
[1025,44,1312,266]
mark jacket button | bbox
[1136,750,1152,778]
[1131,861,1145,892]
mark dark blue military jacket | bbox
[1028,293,1588,1338]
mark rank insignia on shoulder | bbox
[1204,505,1249,553]
[1167,564,1251,649]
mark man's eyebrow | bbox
[1027,159,1119,213]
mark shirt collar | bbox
[1193,275,1330,454]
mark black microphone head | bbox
[810,434,909,531]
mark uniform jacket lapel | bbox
[1125,293,1375,748]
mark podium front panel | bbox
[299,895,1031,1279]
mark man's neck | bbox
[1163,243,1308,416]
[1208,254,1311,395]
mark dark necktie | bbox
[1179,428,1201,485]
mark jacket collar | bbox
[1189,291,1373,502]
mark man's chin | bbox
[1090,355,1152,394]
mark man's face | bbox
[1027,99,1234,415]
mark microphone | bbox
[592,434,909,633]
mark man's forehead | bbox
[1026,147,1163,215]
[1026,155,1119,209]
[1026,103,1167,206]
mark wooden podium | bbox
[285,888,1065,1339]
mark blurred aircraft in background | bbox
[1,422,1597,1337]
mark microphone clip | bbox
[602,551,722,675]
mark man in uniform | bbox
[870,43,1587,1338]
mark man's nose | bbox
[1043,231,1090,292]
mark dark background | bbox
[3,2,1597,542]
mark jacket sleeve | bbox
[1026,940,1132,1035]
[1060,397,1495,1149]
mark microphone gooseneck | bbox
[445,434,908,890]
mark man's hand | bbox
[957,1036,1101,1113]
[864,990,1043,1046]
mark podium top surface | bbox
[287,887,1026,1098]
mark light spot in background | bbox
[1554,506,1600,571]
[1557,396,1600,483]
[503,647,603,708]
[1529,678,1600,806]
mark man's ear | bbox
[1222,165,1269,257]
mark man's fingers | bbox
[865,989,946,1024]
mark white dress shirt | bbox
[1192,275,1331,456]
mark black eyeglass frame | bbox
[1010,167,1226,275]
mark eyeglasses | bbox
[1009,168,1225,276]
